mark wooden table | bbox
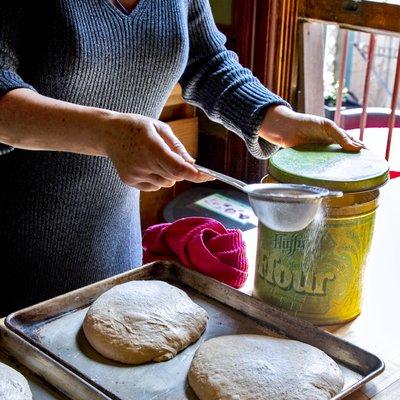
[242,177,400,399]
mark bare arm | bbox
[0,89,112,155]
[0,89,207,191]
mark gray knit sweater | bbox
[0,0,287,313]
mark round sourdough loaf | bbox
[0,362,32,400]
[83,280,208,364]
[188,334,344,400]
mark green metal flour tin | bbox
[253,144,389,325]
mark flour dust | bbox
[288,204,327,313]
[302,205,327,274]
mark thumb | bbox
[156,123,195,163]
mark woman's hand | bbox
[0,89,208,192]
[104,113,208,191]
[259,105,364,151]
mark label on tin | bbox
[254,212,376,324]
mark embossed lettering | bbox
[257,257,336,296]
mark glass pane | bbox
[323,27,400,110]
[321,24,400,166]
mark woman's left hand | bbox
[259,105,364,151]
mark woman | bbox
[0,0,361,315]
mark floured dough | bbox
[188,334,344,400]
[0,362,32,400]
[83,280,208,364]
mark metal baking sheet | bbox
[0,349,68,400]
[3,261,384,400]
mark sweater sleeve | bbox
[0,0,36,154]
[179,0,290,160]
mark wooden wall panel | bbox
[140,185,175,230]
[166,118,198,158]
[159,85,195,122]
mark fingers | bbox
[128,172,209,191]
[158,150,206,182]
[154,160,212,183]
[348,134,368,149]
[155,160,184,181]
[121,176,174,191]
[135,182,161,192]
[150,142,206,184]
[156,123,195,163]
[147,174,175,188]
[113,116,214,189]
[155,124,214,182]
[323,120,363,152]
[143,123,202,181]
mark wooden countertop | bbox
[242,178,400,399]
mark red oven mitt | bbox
[142,217,248,288]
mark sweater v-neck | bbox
[102,0,145,19]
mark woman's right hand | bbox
[0,89,209,191]
[104,113,208,191]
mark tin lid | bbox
[268,144,390,192]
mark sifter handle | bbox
[194,164,247,192]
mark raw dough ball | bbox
[83,280,208,364]
[188,334,344,400]
[0,362,32,400]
